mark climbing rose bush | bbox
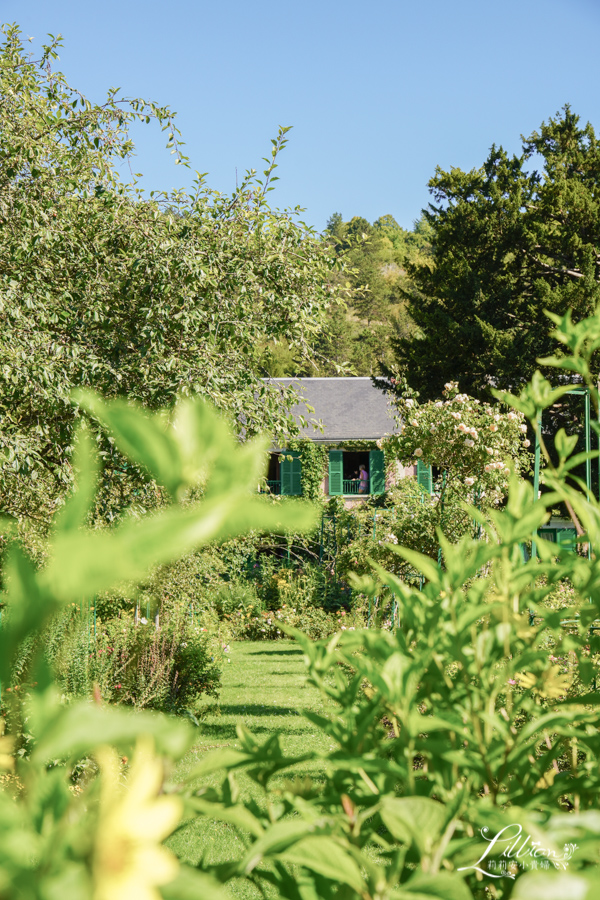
[384,381,531,508]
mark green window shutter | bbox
[328,450,343,496]
[416,459,432,495]
[557,528,576,551]
[369,449,385,495]
[281,451,301,496]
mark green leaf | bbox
[381,797,448,855]
[0,544,50,681]
[554,429,579,462]
[53,427,98,533]
[76,391,185,498]
[186,798,264,838]
[238,820,315,873]
[391,872,472,900]
[511,872,595,899]
[31,702,193,762]
[279,836,365,893]
[161,865,226,900]
[185,748,253,779]
[43,494,317,602]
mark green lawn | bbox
[169,640,333,880]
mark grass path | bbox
[186,639,332,756]
[169,640,332,874]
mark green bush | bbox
[75,615,218,714]
[22,603,224,715]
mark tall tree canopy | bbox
[0,24,337,523]
[393,107,600,399]
[299,213,429,376]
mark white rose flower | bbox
[457,422,467,431]
[434,401,443,408]
[485,464,492,472]
[523,439,531,448]
[444,382,454,390]
[493,414,501,422]
[464,439,474,447]
[469,428,478,439]
[519,424,527,433]
[507,412,517,421]
[489,424,499,433]
[414,447,423,457]
[410,419,418,426]
[405,398,414,407]
[485,447,494,455]
[451,411,461,420]
[464,476,475,486]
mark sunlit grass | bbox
[168,640,334,892]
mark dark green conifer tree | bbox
[394,107,600,399]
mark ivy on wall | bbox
[287,439,328,501]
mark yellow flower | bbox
[0,720,14,771]
[516,665,572,699]
[93,738,182,900]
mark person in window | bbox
[358,464,369,494]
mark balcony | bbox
[260,480,281,495]
[343,479,367,495]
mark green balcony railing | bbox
[260,480,281,495]
[343,479,368,495]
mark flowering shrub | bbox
[227,603,364,641]
[385,381,531,509]
[90,612,222,713]
[30,604,223,715]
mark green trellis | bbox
[532,386,595,559]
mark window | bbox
[260,451,301,496]
[263,453,281,495]
[328,449,385,496]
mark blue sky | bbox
[4,0,600,231]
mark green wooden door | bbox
[417,459,433,495]
[369,449,385,495]
[280,451,301,496]
[328,450,344,495]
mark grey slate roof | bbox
[265,377,400,441]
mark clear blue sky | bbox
[3,0,600,232]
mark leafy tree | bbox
[393,106,600,399]
[0,25,337,525]
[312,213,429,376]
